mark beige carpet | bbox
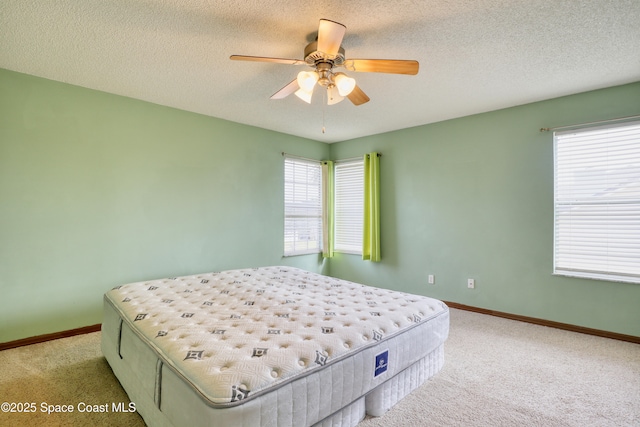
[1,308,638,427]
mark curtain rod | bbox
[337,153,382,163]
[282,152,382,163]
[539,114,640,132]
[281,152,323,163]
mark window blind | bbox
[334,159,364,254]
[284,157,323,256]
[553,121,640,283]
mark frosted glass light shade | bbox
[294,88,313,103]
[327,86,344,105]
[297,71,319,92]
[334,73,356,96]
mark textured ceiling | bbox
[1,0,639,143]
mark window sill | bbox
[553,271,640,285]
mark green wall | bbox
[329,82,640,337]
[2,67,638,343]
[0,69,329,343]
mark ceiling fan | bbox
[230,19,419,106]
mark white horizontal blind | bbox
[284,157,323,256]
[334,159,364,254]
[553,121,640,283]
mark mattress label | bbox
[374,350,389,377]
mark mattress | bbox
[102,266,449,427]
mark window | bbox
[334,158,364,254]
[284,157,323,256]
[553,121,640,283]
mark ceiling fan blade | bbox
[317,19,346,57]
[270,79,300,99]
[344,59,419,75]
[230,55,306,66]
[346,85,370,106]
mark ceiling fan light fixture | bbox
[297,71,319,92]
[334,72,356,96]
[326,85,344,105]
[294,87,313,104]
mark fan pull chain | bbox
[322,89,326,134]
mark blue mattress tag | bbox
[374,350,389,377]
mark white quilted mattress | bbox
[102,266,449,426]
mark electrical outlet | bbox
[467,279,475,289]
[428,274,435,285]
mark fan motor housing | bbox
[304,41,345,67]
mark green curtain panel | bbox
[363,152,381,261]
[322,160,334,259]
